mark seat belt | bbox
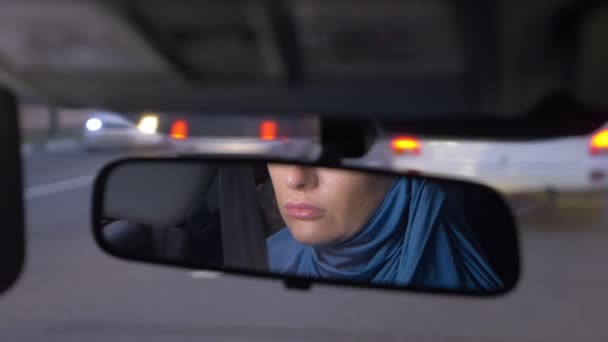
[218,165,269,271]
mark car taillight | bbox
[170,120,189,140]
[391,136,420,155]
[590,129,608,155]
[260,120,277,140]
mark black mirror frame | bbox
[92,154,521,297]
[0,87,25,295]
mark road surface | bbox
[0,147,607,341]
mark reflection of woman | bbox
[265,165,503,291]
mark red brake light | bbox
[260,120,277,140]
[391,136,420,155]
[590,129,608,155]
[170,120,189,140]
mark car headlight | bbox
[137,114,159,134]
[85,118,103,131]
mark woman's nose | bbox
[285,166,318,190]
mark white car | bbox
[82,112,167,151]
[360,123,608,195]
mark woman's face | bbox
[267,164,395,245]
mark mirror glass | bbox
[93,159,519,295]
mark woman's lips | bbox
[285,202,326,220]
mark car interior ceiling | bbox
[5,0,607,123]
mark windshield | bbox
[5,103,607,341]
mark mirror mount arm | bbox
[319,118,379,161]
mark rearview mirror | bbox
[92,158,520,295]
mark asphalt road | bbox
[1,147,607,341]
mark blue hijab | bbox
[266,177,503,291]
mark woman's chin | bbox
[289,224,334,246]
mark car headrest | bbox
[102,161,218,228]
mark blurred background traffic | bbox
[20,103,608,196]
